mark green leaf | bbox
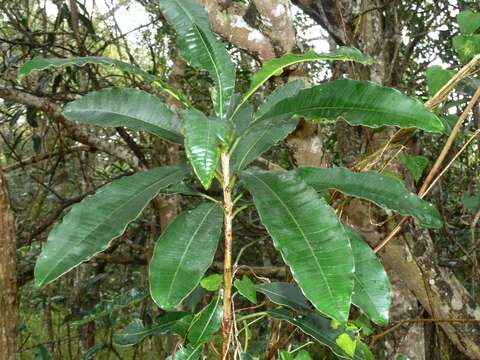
[280,352,295,360]
[258,79,444,133]
[453,34,480,63]
[294,350,312,360]
[349,226,391,325]
[238,48,372,112]
[64,88,182,143]
[17,56,188,104]
[35,345,53,360]
[183,110,228,189]
[234,276,257,304]
[159,0,235,120]
[74,288,147,326]
[458,10,480,35]
[80,345,103,360]
[255,80,304,120]
[241,169,354,322]
[255,282,310,311]
[233,102,254,138]
[426,66,455,97]
[172,314,194,339]
[295,167,442,229]
[268,309,373,360]
[336,333,356,357]
[35,165,189,287]
[170,345,203,360]
[461,194,480,212]
[200,274,223,291]
[187,296,223,345]
[231,118,297,173]
[114,312,190,346]
[149,202,223,309]
[399,154,429,182]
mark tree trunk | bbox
[0,169,18,360]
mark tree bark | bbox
[0,169,18,360]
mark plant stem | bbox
[221,151,234,360]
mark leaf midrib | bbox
[249,173,342,318]
[39,169,183,285]
[164,205,217,304]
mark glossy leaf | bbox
[258,79,444,133]
[231,118,297,173]
[346,227,391,326]
[114,312,190,346]
[296,167,442,228]
[458,10,480,35]
[187,296,223,345]
[158,0,235,119]
[74,288,147,326]
[200,274,223,291]
[172,314,194,339]
[17,56,188,104]
[255,80,304,120]
[149,202,223,309]
[232,100,254,138]
[241,169,354,322]
[64,87,182,143]
[399,154,429,182]
[255,282,310,311]
[35,165,189,287]
[238,48,372,111]
[183,110,228,189]
[234,276,257,304]
[268,309,373,360]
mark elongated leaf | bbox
[255,282,310,311]
[149,202,223,308]
[64,87,182,143]
[187,296,223,345]
[231,118,297,173]
[159,0,235,119]
[230,81,304,173]
[346,227,391,326]
[74,288,147,326]
[114,312,190,346]
[35,165,189,287]
[258,79,444,133]
[183,110,228,188]
[255,80,304,120]
[295,167,442,229]
[268,309,373,360]
[241,169,354,322]
[17,56,188,104]
[238,48,372,112]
